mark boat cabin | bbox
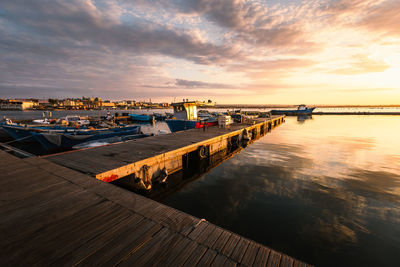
[171,101,199,120]
[297,104,307,111]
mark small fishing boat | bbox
[129,113,154,122]
[32,118,52,124]
[0,118,16,140]
[270,104,315,115]
[31,126,142,151]
[72,133,151,150]
[153,113,166,121]
[166,101,218,132]
[1,124,56,142]
[61,115,90,126]
[1,124,141,143]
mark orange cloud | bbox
[360,0,400,36]
[330,55,389,75]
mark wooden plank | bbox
[240,242,260,266]
[0,181,82,215]
[280,255,295,267]
[0,178,69,203]
[77,218,162,266]
[202,226,224,248]
[118,227,177,266]
[2,201,132,266]
[293,260,308,267]
[266,250,282,267]
[83,181,152,213]
[26,160,101,188]
[167,237,199,266]
[221,233,241,257]
[188,221,209,240]
[133,233,184,267]
[158,237,194,266]
[182,244,208,267]
[230,238,250,263]
[1,191,105,247]
[165,209,199,235]
[196,248,218,266]
[212,230,232,252]
[211,254,229,267]
[52,213,145,266]
[253,246,271,267]
[195,223,217,243]
[223,257,237,267]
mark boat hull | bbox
[129,114,153,122]
[72,133,151,150]
[270,107,315,115]
[166,119,218,132]
[31,126,141,152]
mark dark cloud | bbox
[0,0,239,65]
[0,83,94,99]
[172,0,310,48]
[174,79,234,89]
[142,79,235,89]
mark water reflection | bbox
[297,115,312,123]
[162,115,400,267]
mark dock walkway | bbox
[0,150,312,266]
[45,116,285,189]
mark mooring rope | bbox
[3,135,34,144]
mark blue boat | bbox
[129,114,154,122]
[1,124,142,143]
[166,101,218,132]
[1,125,53,142]
[166,120,198,132]
[270,104,315,115]
[31,126,142,152]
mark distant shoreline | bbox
[212,104,400,109]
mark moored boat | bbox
[129,113,154,122]
[270,104,315,115]
[31,126,142,152]
[61,115,90,126]
[166,101,218,132]
[72,133,151,150]
[1,124,141,143]
[0,118,17,140]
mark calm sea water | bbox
[161,115,400,267]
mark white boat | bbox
[62,115,90,126]
[32,118,51,124]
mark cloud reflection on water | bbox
[163,116,400,266]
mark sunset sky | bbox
[0,0,399,104]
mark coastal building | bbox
[0,99,35,110]
[101,101,115,109]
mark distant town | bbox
[0,97,172,111]
[1,98,398,111]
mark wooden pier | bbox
[0,149,313,266]
[45,115,285,190]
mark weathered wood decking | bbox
[45,116,285,190]
[0,150,312,266]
